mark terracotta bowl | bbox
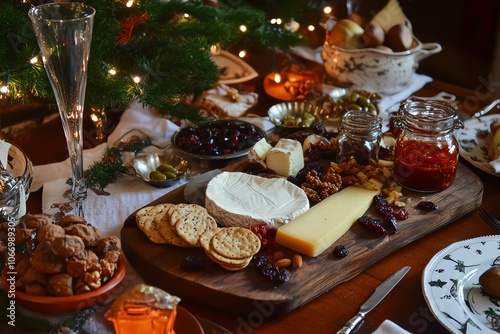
[322,39,441,94]
[2,257,126,314]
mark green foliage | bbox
[0,0,306,122]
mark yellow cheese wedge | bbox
[275,186,379,257]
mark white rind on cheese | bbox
[275,186,379,257]
[205,171,310,229]
[265,138,304,177]
[248,138,273,166]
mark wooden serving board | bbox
[121,162,483,318]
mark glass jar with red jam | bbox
[393,98,464,192]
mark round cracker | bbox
[211,227,260,259]
[141,204,170,244]
[169,203,206,227]
[157,206,192,247]
[137,204,167,233]
[135,206,154,229]
[175,210,214,247]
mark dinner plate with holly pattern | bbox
[455,114,500,176]
[422,235,500,334]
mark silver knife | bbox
[336,266,411,334]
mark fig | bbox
[328,19,364,49]
[479,266,500,299]
[385,23,413,52]
[359,22,385,48]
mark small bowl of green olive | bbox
[132,154,189,188]
[267,101,325,129]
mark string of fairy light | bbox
[0,0,332,101]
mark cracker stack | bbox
[136,203,261,270]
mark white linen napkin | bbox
[32,101,183,236]
[372,320,413,334]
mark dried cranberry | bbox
[373,195,389,207]
[391,207,409,220]
[357,216,388,236]
[417,201,439,210]
[333,245,349,257]
[375,205,399,233]
[180,255,205,271]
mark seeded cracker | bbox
[175,208,217,247]
[211,227,260,259]
[168,203,201,227]
[155,204,191,247]
[199,229,252,270]
[138,204,169,244]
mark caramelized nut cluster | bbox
[3,214,121,297]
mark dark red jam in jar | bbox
[393,98,463,192]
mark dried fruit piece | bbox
[333,245,349,257]
[180,255,205,271]
[357,216,388,236]
[417,201,439,210]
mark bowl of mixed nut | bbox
[1,213,126,314]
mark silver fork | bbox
[479,208,500,232]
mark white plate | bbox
[422,235,500,334]
[455,114,500,176]
[211,51,258,84]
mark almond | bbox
[275,258,292,268]
[293,254,303,269]
[272,251,285,261]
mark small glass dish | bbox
[267,101,325,129]
[133,154,189,188]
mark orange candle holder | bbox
[105,284,181,334]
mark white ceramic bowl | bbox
[322,39,441,95]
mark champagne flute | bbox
[29,2,95,216]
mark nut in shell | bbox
[133,154,189,188]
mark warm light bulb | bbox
[270,18,277,24]
[324,6,332,14]
[133,76,141,83]
[0,86,8,94]
[210,44,220,55]
[274,73,281,84]
[126,0,134,7]
[239,25,247,32]
[308,25,315,32]
[30,57,38,64]
[276,18,282,25]
[109,69,117,75]
[238,50,246,58]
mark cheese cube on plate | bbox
[266,138,304,177]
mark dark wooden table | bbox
[5,76,500,334]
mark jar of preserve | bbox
[337,111,382,165]
[393,98,464,192]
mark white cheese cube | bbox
[248,138,272,165]
[265,138,304,177]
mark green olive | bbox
[347,104,362,111]
[156,164,178,174]
[149,171,167,181]
[164,171,178,179]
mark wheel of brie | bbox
[205,172,310,229]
